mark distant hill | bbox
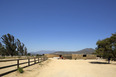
[75,48,95,54]
[51,48,95,54]
[30,48,95,55]
[30,50,56,55]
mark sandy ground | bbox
[0,58,41,74]
[1,59,116,77]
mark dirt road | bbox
[3,59,116,77]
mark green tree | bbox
[109,33,116,58]
[24,47,27,56]
[1,34,17,56]
[96,33,116,59]
[27,53,31,56]
[0,42,6,56]
[16,39,21,54]
[20,43,25,56]
[16,39,27,56]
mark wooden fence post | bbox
[17,59,19,69]
[28,58,30,66]
[34,58,35,64]
[34,58,36,64]
[44,57,46,60]
[38,56,39,63]
[35,58,36,64]
[44,56,45,61]
[45,57,47,60]
[41,56,42,62]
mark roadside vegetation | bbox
[17,67,24,73]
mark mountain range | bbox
[30,48,95,55]
[52,48,95,54]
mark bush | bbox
[17,67,24,73]
[0,56,5,59]
[18,56,21,59]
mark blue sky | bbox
[0,0,116,52]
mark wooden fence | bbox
[0,56,48,76]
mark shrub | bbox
[17,67,24,73]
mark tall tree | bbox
[16,39,21,55]
[0,42,3,55]
[24,47,27,56]
[1,34,17,56]
[20,43,25,56]
[0,42,6,56]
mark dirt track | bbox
[2,59,116,77]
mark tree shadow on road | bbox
[89,62,109,64]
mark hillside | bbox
[31,48,95,55]
[51,48,95,54]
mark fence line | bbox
[0,56,48,76]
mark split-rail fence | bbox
[0,56,48,76]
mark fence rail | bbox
[0,56,48,76]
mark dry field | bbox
[1,58,116,77]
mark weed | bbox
[17,67,24,73]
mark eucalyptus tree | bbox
[1,33,28,56]
[16,39,21,55]
[20,43,25,56]
[1,33,17,56]
[24,47,27,56]
[0,42,3,55]
[16,39,26,56]
[0,42,5,56]
[16,39,28,56]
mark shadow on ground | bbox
[111,63,116,65]
[89,62,109,64]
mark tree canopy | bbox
[96,33,116,59]
[0,33,28,56]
